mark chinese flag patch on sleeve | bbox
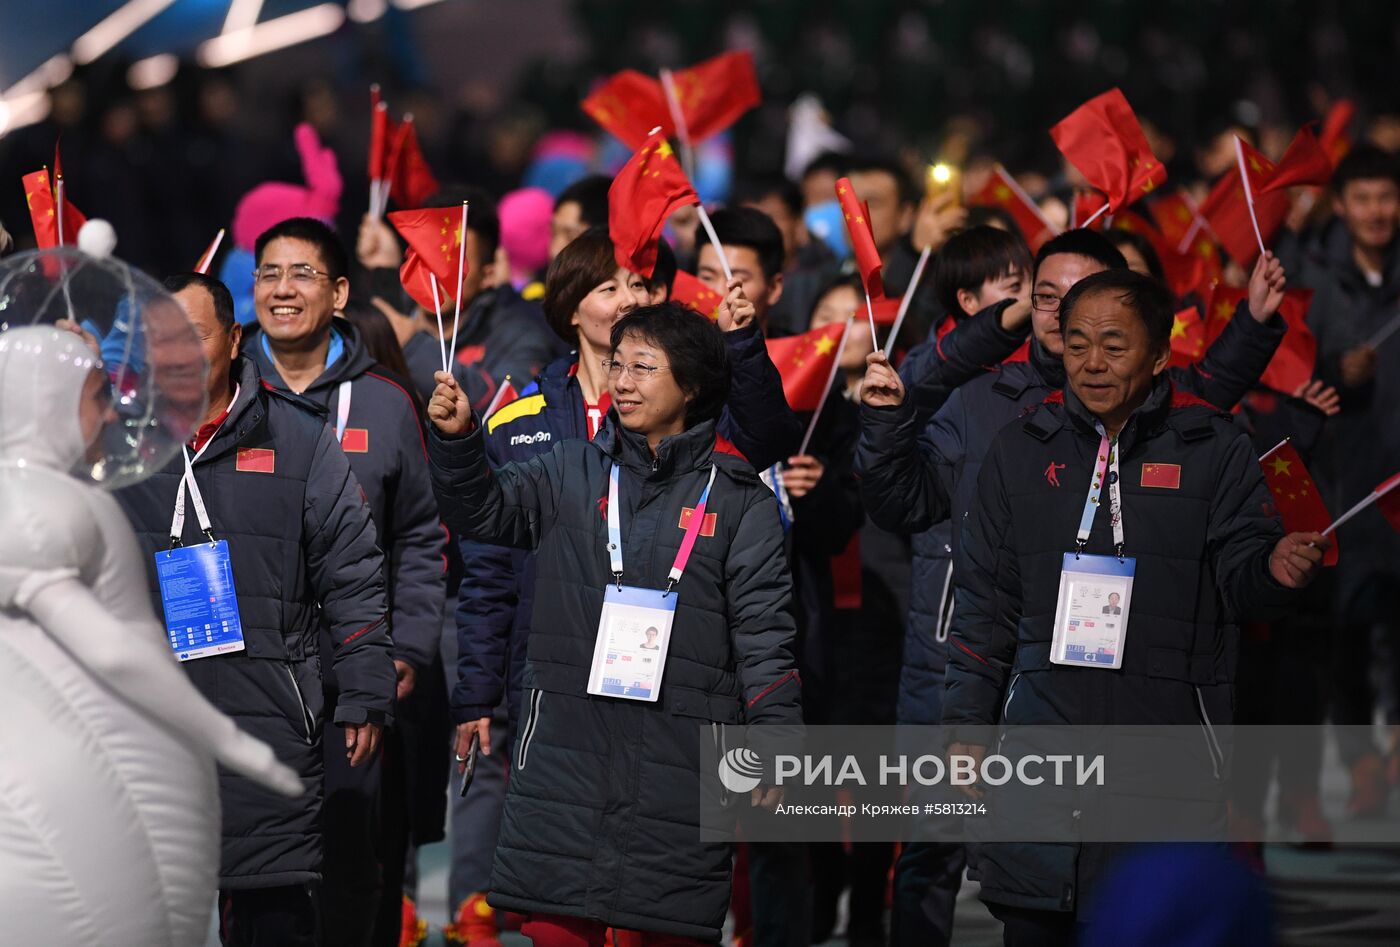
[236,448,276,473]
[340,429,369,453]
[1140,462,1181,489]
[678,507,718,537]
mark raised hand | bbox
[860,351,906,409]
[428,370,474,436]
[1247,252,1287,322]
[1269,531,1329,588]
[715,278,756,332]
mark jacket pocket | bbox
[517,688,543,771]
[284,663,314,745]
[1195,686,1223,780]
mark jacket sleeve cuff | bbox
[333,704,390,727]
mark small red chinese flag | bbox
[1319,100,1355,166]
[582,70,670,150]
[23,168,87,249]
[483,379,520,418]
[387,117,440,210]
[399,249,441,312]
[669,50,761,143]
[1376,473,1400,534]
[1168,306,1209,367]
[836,177,885,300]
[582,51,761,150]
[1074,190,1108,228]
[389,207,464,303]
[671,270,723,320]
[1199,168,1290,266]
[1205,285,1316,393]
[967,164,1060,251]
[765,322,846,412]
[1050,88,1167,213]
[1238,128,1333,194]
[608,130,698,277]
[369,98,394,184]
[1111,211,1201,300]
[1149,191,1202,251]
[1260,440,1338,565]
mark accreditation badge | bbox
[155,540,246,661]
[586,585,676,702]
[1049,552,1135,669]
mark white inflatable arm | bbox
[15,571,302,797]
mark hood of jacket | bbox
[590,411,756,484]
[0,326,104,473]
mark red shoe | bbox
[1279,791,1334,848]
[1348,754,1388,818]
[444,893,503,947]
[400,895,428,947]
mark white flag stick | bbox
[659,68,696,184]
[1233,136,1268,259]
[55,176,67,247]
[196,228,226,275]
[451,200,469,364]
[1176,217,1204,256]
[429,274,447,373]
[1363,310,1400,350]
[885,244,931,357]
[994,165,1061,234]
[1080,202,1110,229]
[797,316,853,457]
[863,288,879,352]
[1323,475,1400,536]
[695,203,733,283]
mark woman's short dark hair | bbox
[1105,228,1166,283]
[543,227,619,344]
[609,302,730,427]
[1059,269,1176,353]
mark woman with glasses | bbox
[428,303,802,947]
[437,227,799,944]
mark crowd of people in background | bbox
[2,23,1400,947]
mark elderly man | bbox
[860,269,1326,946]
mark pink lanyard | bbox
[607,463,719,595]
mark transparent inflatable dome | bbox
[0,248,206,488]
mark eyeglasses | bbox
[254,264,332,286]
[1031,293,1062,312]
[602,358,671,380]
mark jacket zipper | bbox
[285,663,314,745]
[1195,686,1223,779]
[712,722,729,806]
[1002,673,1022,722]
[517,689,543,771]
[935,561,955,643]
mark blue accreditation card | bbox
[1049,552,1136,670]
[154,540,246,662]
[586,584,677,702]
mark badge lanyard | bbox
[1076,423,1125,558]
[607,462,718,595]
[334,380,352,443]
[169,385,240,547]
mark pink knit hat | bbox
[498,187,554,281]
[231,123,343,251]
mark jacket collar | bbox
[247,318,375,396]
[1319,217,1400,291]
[593,413,721,479]
[1059,374,1174,454]
[197,356,268,460]
[1028,336,1067,389]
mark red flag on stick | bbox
[1378,473,1400,533]
[1238,128,1334,194]
[671,270,723,320]
[1205,285,1316,393]
[23,168,87,249]
[1168,306,1209,367]
[1319,100,1356,166]
[1073,190,1109,229]
[765,322,846,412]
[582,51,760,150]
[387,116,440,210]
[1198,166,1289,267]
[967,164,1061,251]
[1050,88,1166,215]
[389,208,465,301]
[608,129,698,277]
[1260,440,1338,565]
[835,177,885,300]
[483,378,520,418]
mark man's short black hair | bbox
[801,151,848,182]
[732,176,804,218]
[933,226,1032,317]
[846,155,919,206]
[425,185,500,263]
[1059,268,1176,353]
[1104,228,1166,283]
[164,272,237,332]
[707,206,784,279]
[555,174,612,229]
[1333,143,1400,192]
[1034,229,1128,282]
[610,302,731,427]
[254,217,349,282]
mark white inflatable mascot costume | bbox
[0,240,300,946]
